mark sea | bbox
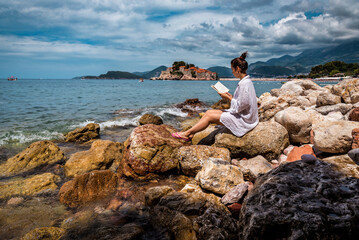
[0,78,338,154]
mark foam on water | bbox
[0,130,63,145]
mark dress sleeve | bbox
[229,85,250,114]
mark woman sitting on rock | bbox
[172,51,259,141]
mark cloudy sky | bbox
[1,0,358,78]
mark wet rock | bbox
[120,124,187,179]
[237,155,272,178]
[238,159,359,239]
[150,205,197,240]
[195,159,244,195]
[175,98,207,116]
[214,121,289,160]
[321,154,359,178]
[64,140,123,178]
[286,144,315,162]
[64,123,100,142]
[138,113,163,125]
[348,148,359,165]
[0,141,64,177]
[195,207,238,240]
[274,107,312,144]
[145,186,174,206]
[332,78,359,104]
[349,107,359,121]
[314,103,353,115]
[312,120,359,153]
[59,170,118,208]
[352,128,359,149]
[21,227,65,240]
[158,191,207,215]
[0,173,60,199]
[316,91,342,106]
[221,182,249,205]
[211,98,231,110]
[177,145,231,176]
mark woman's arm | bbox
[218,92,233,101]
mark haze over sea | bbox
[0,78,337,150]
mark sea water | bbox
[0,79,337,149]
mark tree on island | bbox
[308,61,359,78]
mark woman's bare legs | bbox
[176,109,223,139]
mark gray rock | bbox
[316,92,341,107]
[301,154,317,161]
[238,159,359,239]
[314,103,353,115]
[221,182,249,205]
[237,155,272,178]
[348,148,359,165]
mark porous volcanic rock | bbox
[238,159,359,239]
[312,120,359,153]
[138,113,163,125]
[0,140,64,177]
[195,159,244,195]
[64,140,123,177]
[21,227,65,240]
[64,123,100,142]
[214,121,289,160]
[59,170,118,207]
[177,145,231,176]
[120,124,188,179]
[274,106,312,144]
[0,173,60,199]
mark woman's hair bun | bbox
[239,51,248,61]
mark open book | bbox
[211,81,229,93]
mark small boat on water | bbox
[8,76,17,81]
[139,78,144,82]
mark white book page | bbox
[211,81,229,93]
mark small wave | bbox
[0,130,63,146]
[154,107,189,117]
[71,118,139,130]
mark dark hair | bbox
[231,51,248,73]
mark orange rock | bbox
[228,203,242,218]
[349,107,359,122]
[59,170,118,208]
[286,145,316,162]
[352,128,359,149]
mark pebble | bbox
[301,154,317,161]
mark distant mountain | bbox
[249,40,359,77]
[207,66,234,78]
[133,65,167,79]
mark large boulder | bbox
[316,92,342,106]
[280,79,322,95]
[312,120,359,153]
[275,107,312,144]
[21,227,65,240]
[64,123,100,142]
[177,145,231,176]
[238,159,359,239]
[332,78,359,104]
[64,140,123,178]
[120,124,187,179]
[195,159,244,195]
[0,141,64,177]
[191,124,216,145]
[175,98,207,116]
[214,121,289,160]
[237,155,272,178]
[138,113,163,125]
[59,170,118,208]
[0,173,60,199]
[211,98,231,110]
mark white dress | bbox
[219,75,259,137]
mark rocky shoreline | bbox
[0,79,359,239]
